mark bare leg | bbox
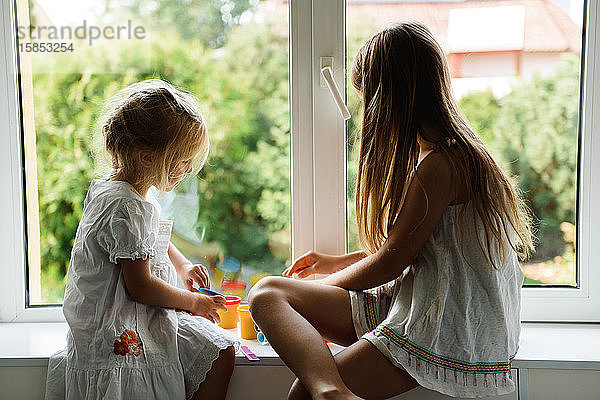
[191,346,236,400]
[289,339,419,400]
[248,277,361,400]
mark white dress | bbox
[350,202,523,398]
[45,179,239,400]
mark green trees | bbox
[33,48,148,301]
[32,2,579,302]
[346,49,579,277]
[193,22,290,271]
[459,55,579,262]
[33,6,290,303]
[121,0,260,48]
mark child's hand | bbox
[189,293,227,323]
[283,251,341,278]
[180,263,211,291]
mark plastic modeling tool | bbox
[197,288,225,297]
[257,331,269,345]
[240,345,260,361]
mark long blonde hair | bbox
[351,23,534,268]
[98,79,209,191]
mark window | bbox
[1,0,290,320]
[343,0,599,322]
[346,0,583,289]
[1,0,599,322]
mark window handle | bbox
[320,66,351,120]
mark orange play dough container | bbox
[238,304,258,340]
[217,296,241,329]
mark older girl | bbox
[249,23,532,400]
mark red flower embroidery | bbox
[120,329,137,345]
[114,339,128,356]
[129,341,143,356]
[113,329,143,357]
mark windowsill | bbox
[0,322,346,367]
[0,322,599,370]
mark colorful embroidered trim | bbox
[363,291,378,331]
[114,329,143,356]
[374,324,514,374]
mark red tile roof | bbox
[346,0,582,54]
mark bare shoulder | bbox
[414,151,453,193]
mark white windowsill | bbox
[0,322,347,367]
[511,323,600,370]
[0,322,599,370]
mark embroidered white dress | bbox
[45,179,239,400]
[350,203,523,398]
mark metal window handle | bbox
[320,66,351,120]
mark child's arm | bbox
[167,242,211,290]
[320,152,455,290]
[282,250,368,278]
[120,257,226,322]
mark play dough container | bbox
[238,304,258,340]
[217,296,241,329]
[222,280,247,299]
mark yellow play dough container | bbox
[238,304,258,340]
[217,296,241,329]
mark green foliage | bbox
[346,23,377,253]
[195,22,290,271]
[523,276,544,285]
[33,67,118,302]
[33,8,290,302]
[347,51,579,264]
[120,0,260,48]
[457,89,500,144]
[459,55,580,260]
[32,4,579,302]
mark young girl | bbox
[45,79,239,400]
[249,23,533,400]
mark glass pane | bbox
[346,0,583,286]
[18,0,290,305]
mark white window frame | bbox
[0,0,62,322]
[291,0,346,260]
[518,0,600,322]
[1,0,599,323]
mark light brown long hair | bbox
[98,79,209,191]
[351,23,534,268]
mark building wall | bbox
[451,51,568,98]
[461,52,517,78]
[520,52,564,79]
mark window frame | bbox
[291,0,347,260]
[517,0,600,322]
[0,0,67,322]
[1,0,598,322]
[0,0,30,322]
